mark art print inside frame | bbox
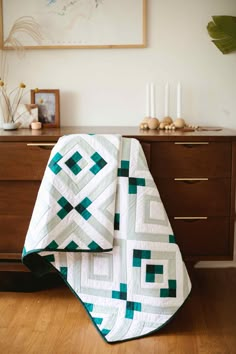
[31,89,60,128]
[1,0,147,48]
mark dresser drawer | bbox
[0,216,31,253]
[0,181,40,253]
[170,217,229,257]
[151,142,231,178]
[155,178,230,216]
[0,143,53,180]
[0,181,40,215]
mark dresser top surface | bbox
[1,126,236,142]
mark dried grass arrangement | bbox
[0,16,43,125]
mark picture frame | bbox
[0,0,147,49]
[31,89,60,128]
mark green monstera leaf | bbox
[207,16,236,54]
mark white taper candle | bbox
[177,82,181,118]
[146,83,150,117]
[164,82,169,117]
[150,82,155,118]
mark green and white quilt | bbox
[22,134,191,343]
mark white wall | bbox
[4,0,236,128]
[2,0,236,266]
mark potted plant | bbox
[207,15,236,54]
[0,81,29,130]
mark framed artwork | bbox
[0,0,147,49]
[31,89,60,128]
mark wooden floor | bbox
[0,268,236,354]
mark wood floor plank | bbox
[0,268,236,354]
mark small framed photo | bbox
[31,89,60,128]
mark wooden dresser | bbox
[0,126,236,274]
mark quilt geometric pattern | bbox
[22,134,191,343]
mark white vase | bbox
[0,96,18,130]
[2,122,18,130]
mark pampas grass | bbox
[0,16,43,123]
[4,16,43,51]
[1,16,43,80]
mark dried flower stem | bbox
[0,83,30,122]
[0,16,43,124]
[4,16,43,51]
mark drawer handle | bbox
[27,143,56,150]
[174,142,209,148]
[174,216,208,220]
[174,142,209,145]
[174,178,208,184]
[27,143,56,147]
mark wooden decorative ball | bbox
[162,116,173,125]
[139,122,149,130]
[173,118,186,128]
[159,122,167,129]
[147,118,160,130]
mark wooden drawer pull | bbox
[174,178,208,184]
[174,142,209,148]
[27,143,56,150]
[27,143,56,147]
[174,142,209,145]
[174,216,208,220]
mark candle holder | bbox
[148,117,160,130]
[159,116,173,129]
[173,118,185,128]
[139,116,151,130]
[139,117,160,130]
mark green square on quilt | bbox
[90,152,107,175]
[49,152,62,174]
[65,151,83,175]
